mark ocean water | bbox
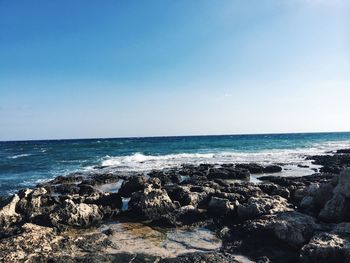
[1,132,350,196]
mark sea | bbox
[1,132,350,196]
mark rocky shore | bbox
[1,149,350,262]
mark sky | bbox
[0,0,349,140]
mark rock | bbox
[148,170,182,185]
[48,174,83,185]
[337,149,350,154]
[16,188,58,224]
[300,182,334,214]
[307,154,350,174]
[246,211,319,247]
[78,184,101,196]
[333,222,350,235]
[300,196,315,211]
[50,200,103,227]
[119,176,148,197]
[0,194,22,237]
[207,167,250,180]
[320,166,341,174]
[333,169,350,198]
[128,185,176,221]
[319,194,350,223]
[159,252,239,263]
[236,163,264,174]
[89,173,120,185]
[318,169,350,223]
[300,232,350,263]
[258,183,290,199]
[165,185,214,208]
[51,183,80,195]
[263,165,282,173]
[208,196,235,215]
[0,223,57,262]
[237,195,291,220]
[84,192,122,210]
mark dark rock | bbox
[207,167,250,180]
[263,165,283,173]
[148,170,182,185]
[89,173,121,185]
[128,185,176,221]
[0,194,22,237]
[16,188,58,226]
[245,211,319,247]
[50,200,103,227]
[51,183,80,195]
[119,176,148,197]
[258,183,290,199]
[236,163,264,174]
[165,185,214,208]
[337,149,350,154]
[159,252,239,263]
[48,174,84,185]
[78,184,101,196]
[237,196,291,220]
[208,196,235,215]
[319,169,350,223]
[319,194,350,223]
[320,166,341,174]
[85,192,122,210]
[300,232,350,263]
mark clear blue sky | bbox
[0,0,349,140]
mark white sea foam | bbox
[7,153,32,159]
[98,140,350,177]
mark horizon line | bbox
[1,130,350,143]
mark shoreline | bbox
[1,148,350,262]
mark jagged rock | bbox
[319,194,350,223]
[337,149,350,154]
[50,200,103,227]
[0,223,58,262]
[300,183,333,214]
[263,165,283,173]
[236,163,264,174]
[16,188,58,224]
[319,169,350,223]
[47,174,83,185]
[300,232,350,263]
[333,169,350,198]
[129,185,176,221]
[148,170,182,185]
[258,183,290,199]
[159,252,239,263]
[208,196,235,215]
[0,194,22,237]
[207,167,250,180]
[165,185,214,208]
[78,184,102,196]
[237,195,291,220]
[84,192,122,211]
[119,175,149,197]
[246,211,319,247]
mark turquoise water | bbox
[1,132,350,195]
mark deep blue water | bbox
[1,132,350,196]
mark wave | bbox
[98,140,350,175]
[7,153,32,159]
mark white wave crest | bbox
[98,140,350,176]
[7,153,32,159]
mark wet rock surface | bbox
[1,149,350,262]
